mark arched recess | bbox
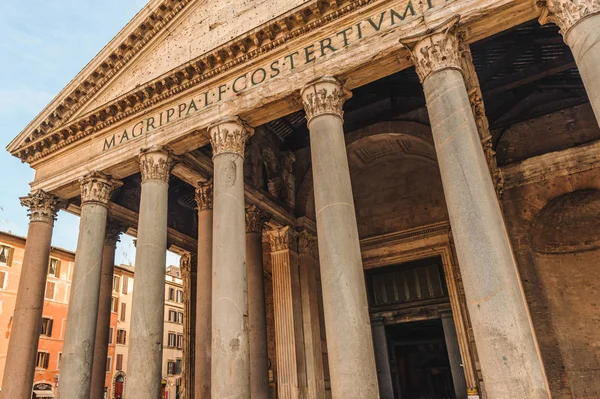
[296,123,448,239]
[530,189,600,398]
[112,371,126,399]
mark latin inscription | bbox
[103,0,450,152]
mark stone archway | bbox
[530,189,600,398]
[112,371,126,399]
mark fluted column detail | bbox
[127,147,174,399]
[60,171,121,399]
[401,17,550,399]
[210,117,253,399]
[1,191,64,399]
[195,180,213,399]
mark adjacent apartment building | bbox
[0,231,184,399]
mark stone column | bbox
[0,191,63,399]
[127,147,174,398]
[371,318,394,399]
[209,117,253,399]
[298,231,326,399]
[245,206,269,399]
[441,312,468,399]
[90,220,126,399]
[300,76,379,399]
[60,172,120,399]
[181,252,197,399]
[267,226,306,399]
[400,18,550,399]
[541,0,600,124]
[195,180,213,399]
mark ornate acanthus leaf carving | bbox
[298,231,318,258]
[209,117,254,158]
[19,190,66,224]
[105,219,127,246]
[80,171,121,205]
[400,16,462,83]
[195,180,213,211]
[245,205,270,233]
[300,76,351,124]
[267,226,298,252]
[139,146,174,182]
[540,0,600,36]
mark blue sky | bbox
[0,0,180,266]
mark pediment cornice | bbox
[8,0,193,157]
[10,0,376,164]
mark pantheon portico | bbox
[3,0,600,398]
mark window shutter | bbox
[55,260,61,277]
[44,353,49,369]
[117,354,123,370]
[6,247,14,267]
[122,276,128,294]
[48,319,53,337]
[121,302,126,321]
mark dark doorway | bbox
[387,319,455,399]
[114,375,124,399]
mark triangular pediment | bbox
[8,0,357,163]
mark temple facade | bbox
[3,0,600,398]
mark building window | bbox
[41,317,53,337]
[167,360,177,376]
[45,281,55,300]
[106,356,112,373]
[122,276,128,294]
[57,352,62,370]
[111,297,119,313]
[168,287,175,301]
[177,290,183,303]
[120,302,126,322]
[108,327,114,344]
[168,309,177,323]
[176,334,183,349]
[176,358,182,374]
[113,276,120,292]
[116,329,127,345]
[0,245,13,267]
[0,270,6,290]
[36,352,50,369]
[168,332,177,348]
[177,311,184,324]
[48,258,61,277]
[116,354,123,371]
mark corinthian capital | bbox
[105,218,127,247]
[245,205,270,234]
[539,0,600,36]
[209,116,254,159]
[80,171,121,206]
[298,231,318,258]
[267,226,298,252]
[400,16,462,83]
[20,190,66,224]
[300,76,351,125]
[195,180,213,211]
[139,146,174,183]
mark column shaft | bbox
[1,191,61,399]
[60,172,118,399]
[210,117,252,399]
[543,3,600,124]
[301,77,379,399]
[90,223,124,399]
[127,148,173,398]
[371,321,394,399]
[402,19,550,398]
[246,207,269,399]
[195,181,213,399]
[298,232,326,399]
